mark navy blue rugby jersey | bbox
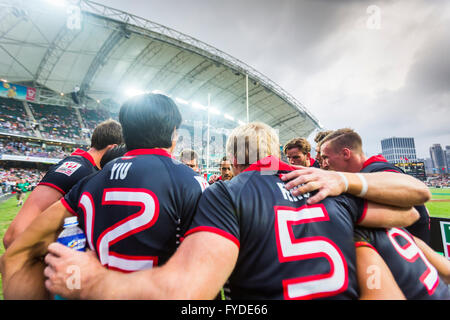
[61,148,208,272]
[38,148,99,195]
[354,227,450,299]
[185,156,368,300]
[360,155,431,244]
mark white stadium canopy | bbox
[0,0,321,144]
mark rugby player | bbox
[179,149,200,173]
[313,130,333,168]
[283,137,314,167]
[42,122,419,300]
[2,119,123,249]
[208,156,233,184]
[0,94,208,299]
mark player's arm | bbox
[413,236,450,284]
[0,201,72,299]
[355,245,405,300]
[44,231,238,299]
[281,168,431,207]
[358,201,419,229]
[3,185,63,249]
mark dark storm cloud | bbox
[406,27,450,95]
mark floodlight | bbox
[224,114,234,121]
[125,88,145,98]
[175,97,189,105]
[191,102,207,110]
[208,107,221,115]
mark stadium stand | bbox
[0,97,34,137]
[0,136,71,160]
[79,108,115,130]
[28,102,84,143]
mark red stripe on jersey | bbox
[361,155,388,170]
[243,156,297,173]
[124,148,173,158]
[184,226,240,249]
[356,200,369,225]
[71,149,97,169]
[384,169,401,173]
[354,241,378,253]
[38,182,66,195]
[60,197,77,216]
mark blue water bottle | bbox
[54,216,86,300]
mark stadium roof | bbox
[0,0,322,144]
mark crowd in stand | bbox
[0,98,35,137]
[0,137,72,159]
[28,103,84,143]
[427,177,449,188]
[0,166,45,196]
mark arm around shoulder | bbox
[357,201,419,229]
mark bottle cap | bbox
[63,216,78,227]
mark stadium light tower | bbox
[207,94,211,171]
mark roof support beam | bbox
[80,28,127,98]
[34,26,81,87]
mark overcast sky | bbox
[96,0,450,159]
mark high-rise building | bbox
[429,144,447,173]
[446,146,450,169]
[381,137,417,163]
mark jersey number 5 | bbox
[79,188,159,272]
[275,205,348,300]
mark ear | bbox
[232,157,243,176]
[342,148,352,160]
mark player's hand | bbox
[208,174,220,185]
[280,166,347,204]
[44,242,104,300]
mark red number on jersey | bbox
[386,228,439,295]
[274,204,348,300]
[79,188,159,272]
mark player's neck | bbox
[353,153,367,172]
[86,148,103,169]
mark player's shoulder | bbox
[361,158,402,173]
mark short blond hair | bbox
[226,122,280,166]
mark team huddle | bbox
[0,93,449,300]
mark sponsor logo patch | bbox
[55,161,82,176]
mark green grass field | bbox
[0,189,448,300]
[426,188,450,219]
[0,193,30,300]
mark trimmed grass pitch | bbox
[0,190,449,300]
[0,193,30,300]
[426,188,450,219]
